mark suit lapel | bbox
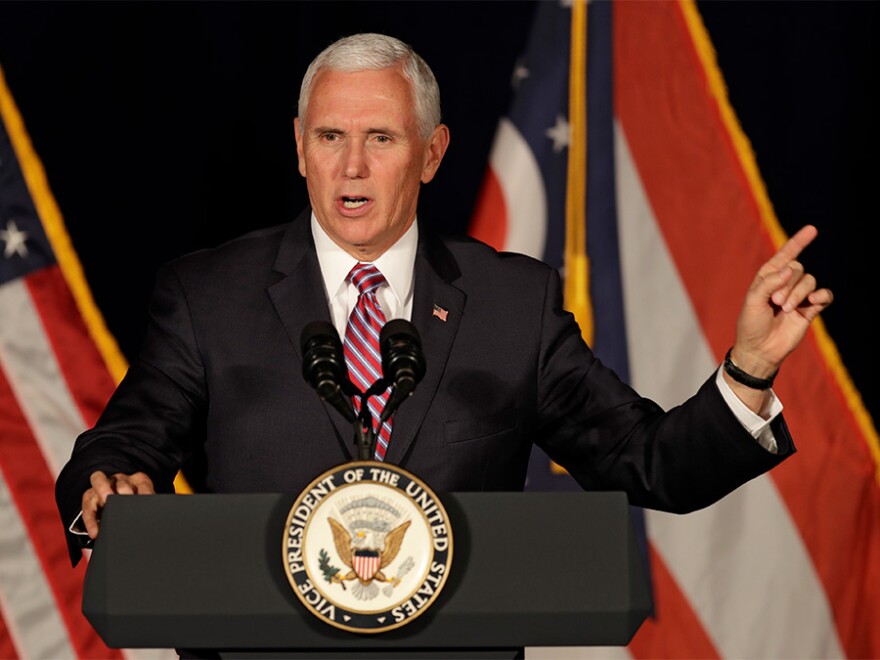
[384,233,465,465]
[266,214,466,465]
[266,211,355,460]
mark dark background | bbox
[0,1,876,427]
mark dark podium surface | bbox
[83,492,651,652]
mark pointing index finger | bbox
[764,225,818,272]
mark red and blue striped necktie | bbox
[344,263,393,460]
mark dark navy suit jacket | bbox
[56,209,793,563]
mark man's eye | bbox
[321,133,340,142]
[374,135,391,143]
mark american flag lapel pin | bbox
[432,303,448,322]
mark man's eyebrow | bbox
[309,125,343,135]
[366,127,404,138]
[307,125,404,138]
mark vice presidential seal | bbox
[283,462,453,633]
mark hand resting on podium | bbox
[79,470,156,540]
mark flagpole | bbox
[564,0,594,345]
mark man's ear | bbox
[420,124,450,184]
[294,117,307,178]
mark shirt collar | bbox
[310,212,418,307]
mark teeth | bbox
[342,197,368,209]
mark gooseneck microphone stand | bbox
[352,379,389,460]
[300,319,426,463]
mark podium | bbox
[83,492,651,657]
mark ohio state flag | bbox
[470,1,880,657]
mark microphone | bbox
[379,319,426,422]
[300,321,356,423]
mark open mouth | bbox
[341,196,370,209]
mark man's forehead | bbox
[303,67,417,129]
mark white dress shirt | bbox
[311,213,418,340]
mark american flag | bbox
[0,65,174,659]
[470,1,880,657]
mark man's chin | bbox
[329,229,385,260]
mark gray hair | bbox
[298,33,441,138]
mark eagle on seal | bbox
[328,517,411,586]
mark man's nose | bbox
[343,141,369,179]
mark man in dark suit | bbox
[56,33,832,564]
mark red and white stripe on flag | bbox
[616,3,878,657]
[0,65,175,658]
[472,1,879,657]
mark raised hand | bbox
[723,225,834,414]
[730,225,833,384]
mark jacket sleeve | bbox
[533,267,794,513]
[55,264,207,565]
